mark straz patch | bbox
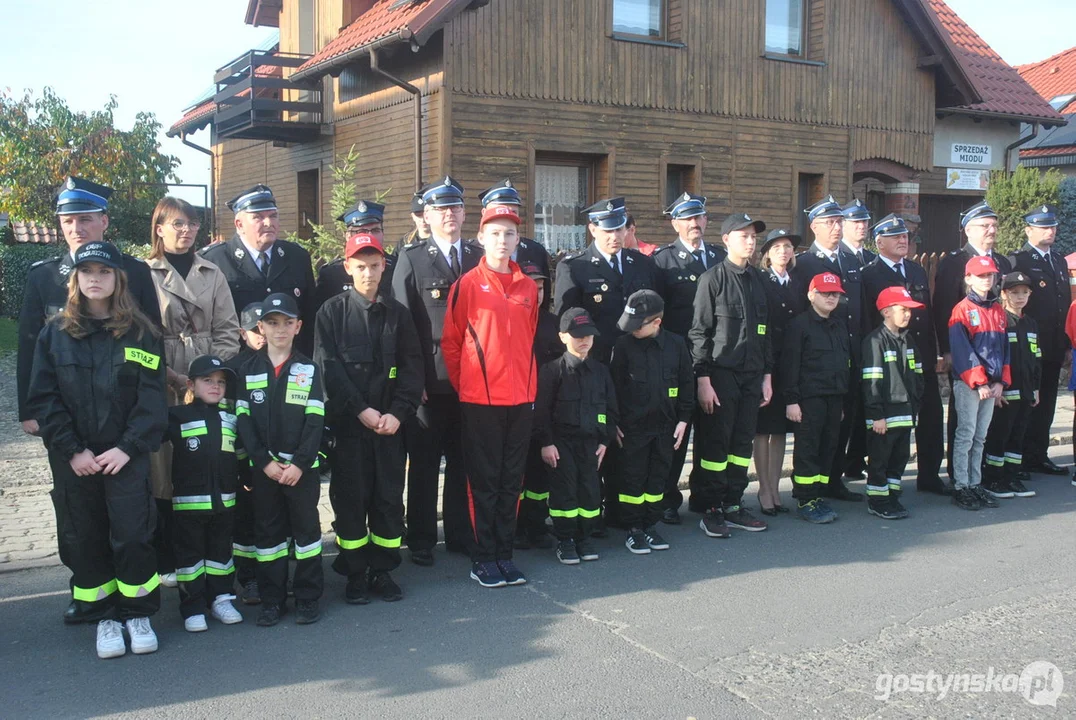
[286,363,315,405]
[124,347,161,370]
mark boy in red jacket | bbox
[442,205,539,588]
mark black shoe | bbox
[345,574,370,605]
[1015,470,1031,482]
[970,485,1000,508]
[1008,477,1035,497]
[982,478,1015,499]
[576,539,600,561]
[410,549,435,567]
[723,506,768,532]
[625,529,651,555]
[369,571,403,602]
[951,487,981,511]
[917,482,953,496]
[867,497,903,520]
[823,479,863,502]
[556,540,580,565]
[240,579,262,605]
[496,559,527,586]
[295,599,321,624]
[661,507,682,525]
[700,508,731,538]
[774,504,790,513]
[256,603,287,627]
[643,526,670,550]
[759,506,778,517]
[1028,459,1067,476]
[890,494,910,518]
[63,599,110,625]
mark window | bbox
[663,163,697,209]
[796,171,825,237]
[296,169,319,241]
[765,0,806,57]
[613,0,664,39]
[534,157,595,254]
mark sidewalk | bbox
[2,371,1072,571]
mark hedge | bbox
[0,241,150,319]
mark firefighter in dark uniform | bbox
[553,197,658,364]
[1010,204,1069,475]
[861,214,947,495]
[312,200,397,313]
[689,212,773,538]
[398,192,432,250]
[791,196,867,501]
[17,176,162,626]
[840,198,877,266]
[476,178,553,289]
[391,176,480,565]
[199,184,317,354]
[315,232,424,604]
[931,201,1012,480]
[651,192,726,522]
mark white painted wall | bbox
[933,114,1022,172]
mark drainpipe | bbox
[180,132,216,240]
[1005,123,1039,171]
[369,48,423,192]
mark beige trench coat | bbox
[148,253,241,498]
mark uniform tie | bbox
[693,249,705,269]
[610,252,621,276]
[449,245,461,277]
[896,261,905,279]
[257,251,270,277]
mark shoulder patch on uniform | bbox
[31,256,61,268]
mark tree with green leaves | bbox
[0,87,179,245]
[984,165,1063,255]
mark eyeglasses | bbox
[429,206,464,215]
[168,220,201,231]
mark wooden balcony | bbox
[213,49,323,143]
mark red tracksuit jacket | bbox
[441,257,539,406]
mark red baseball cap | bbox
[876,286,925,311]
[479,205,521,228]
[345,232,384,258]
[964,255,998,276]
[809,272,845,294]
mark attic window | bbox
[1049,93,1075,111]
[613,0,664,39]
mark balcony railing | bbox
[213,49,323,143]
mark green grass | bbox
[0,317,18,360]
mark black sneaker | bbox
[369,571,403,602]
[470,561,508,587]
[256,603,287,627]
[1008,477,1035,497]
[700,508,731,538]
[240,580,261,606]
[576,539,600,561]
[295,599,321,624]
[970,485,1000,508]
[661,507,682,525]
[556,540,580,565]
[643,526,670,550]
[345,573,370,605]
[410,549,435,567]
[952,487,981,511]
[982,478,1015,499]
[867,497,903,520]
[625,529,652,555]
[890,495,910,518]
[723,505,768,532]
[497,560,527,586]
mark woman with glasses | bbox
[146,197,241,588]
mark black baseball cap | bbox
[721,212,766,235]
[73,241,123,270]
[519,262,548,281]
[1001,272,1034,291]
[560,307,600,337]
[188,354,236,379]
[617,289,665,332]
[240,302,263,331]
[261,292,300,319]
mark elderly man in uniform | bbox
[1009,204,1069,476]
[553,197,658,364]
[791,196,868,501]
[392,176,480,565]
[651,192,726,522]
[17,176,162,626]
[312,200,396,314]
[861,214,948,495]
[199,184,317,354]
[931,201,1012,480]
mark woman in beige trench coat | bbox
[147,197,240,586]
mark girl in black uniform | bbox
[753,230,800,515]
[29,241,167,660]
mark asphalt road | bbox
[2,460,1074,719]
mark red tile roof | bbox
[924,0,1065,124]
[1021,145,1076,158]
[1016,46,1076,103]
[11,220,60,245]
[168,100,215,137]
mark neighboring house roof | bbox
[1019,111,1076,163]
[168,100,215,138]
[11,220,60,245]
[1016,46,1076,105]
[921,0,1065,125]
[1021,146,1076,158]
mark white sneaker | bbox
[184,614,208,633]
[96,619,126,659]
[211,595,243,625]
[125,617,159,654]
[160,572,178,588]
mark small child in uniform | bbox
[535,308,618,565]
[609,290,693,554]
[167,355,245,631]
[861,287,925,519]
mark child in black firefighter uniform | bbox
[314,233,424,604]
[167,355,245,631]
[609,290,693,554]
[236,293,325,626]
[28,241,167,660]
[536,308,618,565]
[229,303,264,605]
[982,273,1040,499]
[516,262,563,550]
[781,272,851,524]
[862,287,925,519]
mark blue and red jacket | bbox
[948,291,1011,390]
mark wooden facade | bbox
[208,0,943,246]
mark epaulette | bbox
[403,239,429,253]
[30,256,62,269]
[949,249,961,256]
[561,249,584,261]
[652,243,674,256]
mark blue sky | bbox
[2,0,1075,208]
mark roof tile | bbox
[296,0,433,74]
[1016,46,1076,104]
